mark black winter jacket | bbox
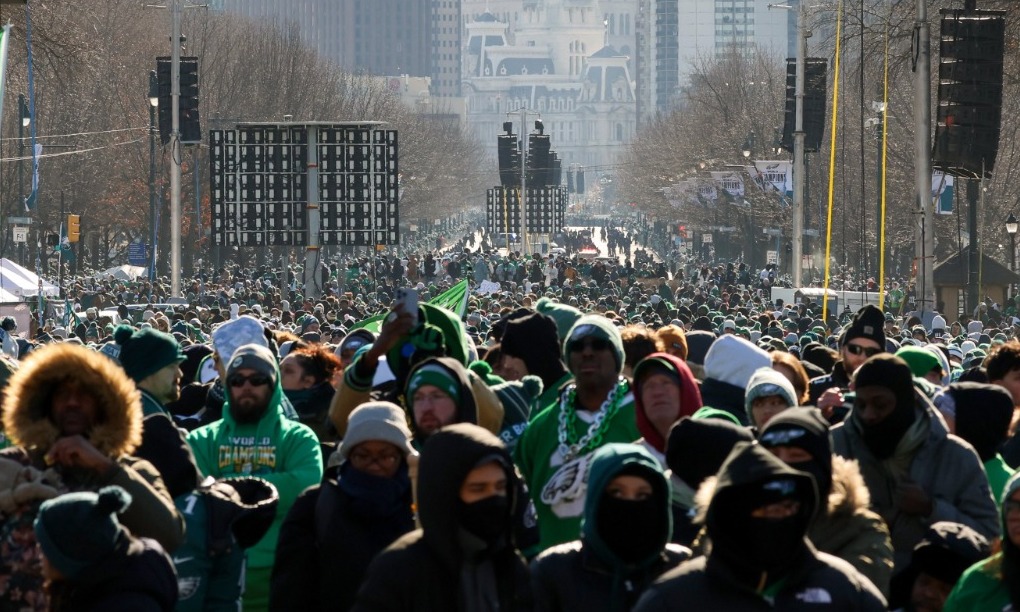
[634,442,885,612]
[533,542,689,612]
[48,537,178,612]
[353,424,532,612]
[634,549,886,611]
[270,462,415,611]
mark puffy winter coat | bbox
[831,394,999,571]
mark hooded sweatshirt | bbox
[353,423,532,611]
[635,442,887,611]
[530,443,690,611]
[330,303,503,437]
[187,353,322,574]
[405,356,481,447]
[632,354,702,455]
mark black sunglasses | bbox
[228,373,272,388]
[569,337,612,353]
[845,344,881,358]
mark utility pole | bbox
[18,93,27,267]
[148,71,158,285]
[791,0,807,287]
[914,0,935,318]
[305,124,321,300]
[170,0,183,297]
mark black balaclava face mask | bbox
[708,475,813,588]
[759,410,834,503]
[853,355,917,461]
[744,515,805,575]
[597,495,664,565]
[458,495,511,546]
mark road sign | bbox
[7,216,31,225]
[12,227,27,243]
[767,250,779,264]
[702,233,713,243]
[127,242,149,266]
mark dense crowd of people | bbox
[0,220,1017,611]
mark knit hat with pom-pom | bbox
[114,324,185,383]
[490,374,544,449]
[34,486,132,579]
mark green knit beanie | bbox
[114,324,185,382]
[535,297,583,343]
[406,363,461,409]
[563,314,625,374]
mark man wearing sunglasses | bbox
[188,343,323,611]
[514,315,641,552]
[808,305,887,421]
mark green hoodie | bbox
[187,366,323,574]
[943,472,1020,612]
[583,444,674,609]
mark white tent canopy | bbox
[0,258,58,300]
[94,265,147,281]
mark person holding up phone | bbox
[327,293,504,443]
[808,305,887,421]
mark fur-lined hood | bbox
[2,343,142,458]
[693,455,870,524]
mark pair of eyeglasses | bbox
[845,344,881,358]
[228,374,271,388]
[569,338,612,353]
[349,452,402,468]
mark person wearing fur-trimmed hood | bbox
[0,342,184,551]
[758,407,894,597]
[634,442,886,611]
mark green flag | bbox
[346,280,470,336]
[429,279,469,318]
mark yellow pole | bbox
[822,0,844,323]
[879,19,890,310]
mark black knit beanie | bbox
[500,312,568,388]
[666,416,754,488]
[842,305,886,350]
[949,382,1015,462]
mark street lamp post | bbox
[1007,212,1017,300]
[18,94,30,266]
[148,71,159,287]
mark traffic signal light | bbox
[155,56,201,145]
[932,10,1005,178]
[527,133,551,186]
[497,133,521,187]
[67,214,80,243]
[179,57,201,143]
[156,58,172,145]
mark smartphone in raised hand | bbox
[394,288,419,326]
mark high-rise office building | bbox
[215,0,461,98]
